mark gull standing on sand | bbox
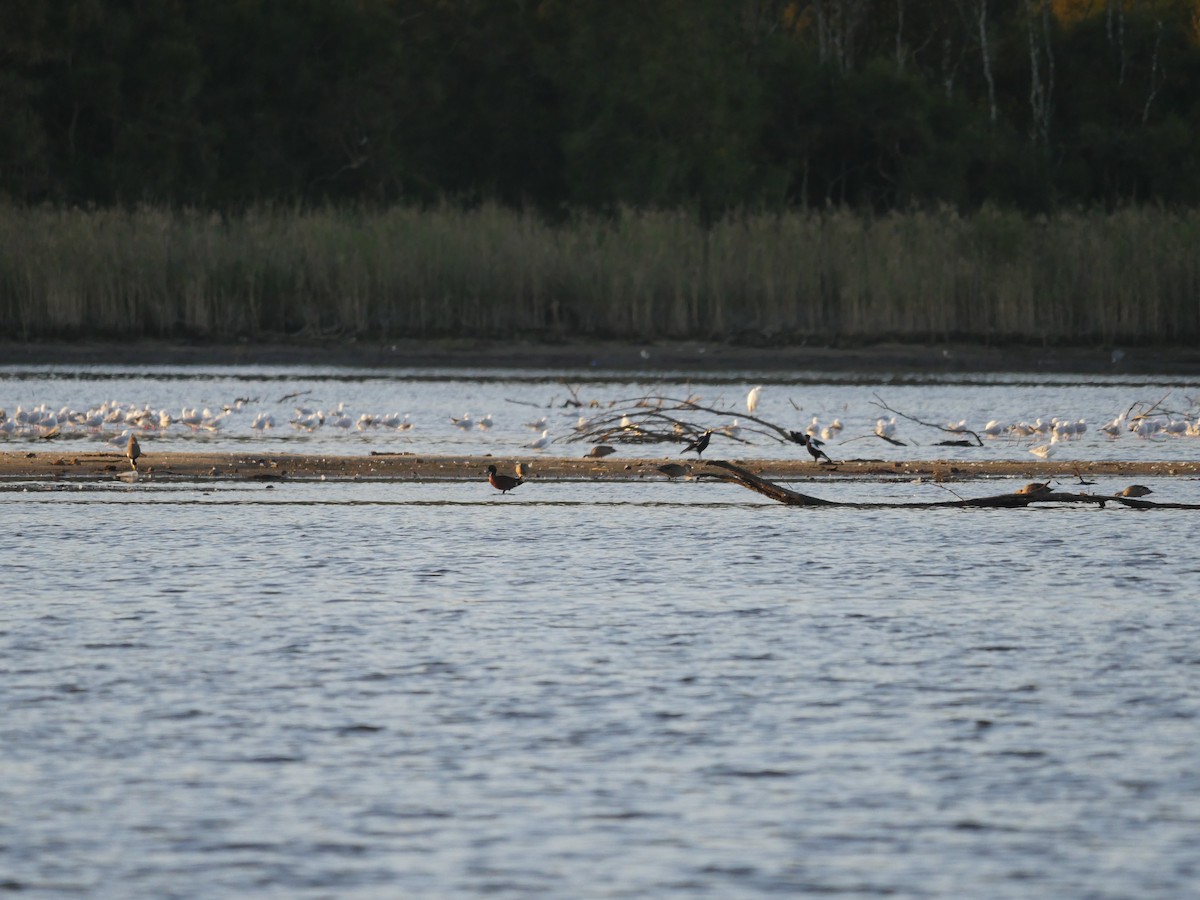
[1029,432,1058,459]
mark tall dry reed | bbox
[1,203,1196,344]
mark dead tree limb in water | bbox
[871,394,983,446]
[569,395,812,449]
[697,460,1200,510]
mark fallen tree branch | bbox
[696,460,1200,509]
[870,393,984,446]
[568,395,812,449]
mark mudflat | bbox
[1,450,1194,483]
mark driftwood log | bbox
[696,460,1200,509]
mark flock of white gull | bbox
[1,388,1199,459]
[0,400,413,443]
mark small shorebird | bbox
[126,434,141,471]
[515,462,529,479]
[1119,485,1153,498]
[585,445,616,458]
[657,463,691,480]
[682,430,712,458]
[486,465,523,494]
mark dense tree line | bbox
[2,0,1198,214]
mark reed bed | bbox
[1,203,1197,344]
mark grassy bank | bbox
[2,204,1197,344]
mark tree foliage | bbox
[2,0,1198,211]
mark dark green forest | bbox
[3,0,1199,214]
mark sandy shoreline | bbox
[4,338,1200,374]
[2,450,1195,484]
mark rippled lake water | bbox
[4,365,1200,897]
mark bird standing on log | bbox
[682,430,712,458]
[1015,482,1052,496]
[1119,485,1153,498]
[486,464,524,494]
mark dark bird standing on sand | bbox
[126,433,141,471]
[682,430,712,458]
[487,464,524,494]
[789,431,832,464]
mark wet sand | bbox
[2,450,1195,484]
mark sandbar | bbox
[1,450,1194,484]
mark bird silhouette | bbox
[486,464,524,494]
[682,430,712,458]
[126,434,141,471]
[794,432,831,464]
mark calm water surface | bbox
[4,475,1200,898]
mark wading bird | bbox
[487,465,524,494]
[746,385,762,414]
[682,430,712,458]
